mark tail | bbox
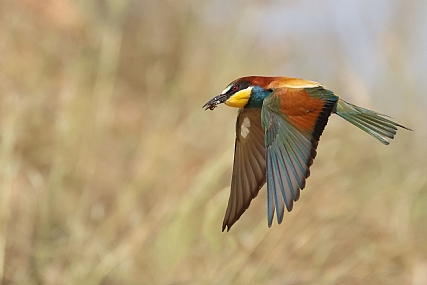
[335,99,412,145]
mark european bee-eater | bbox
[203,76,411,231]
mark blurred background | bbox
[2,0,427,284]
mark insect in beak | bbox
[202,94,229,111]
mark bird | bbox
[203,76,411,232]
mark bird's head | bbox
[203,76,275,110]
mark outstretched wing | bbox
[222,108,266,231]
[261,86,338,227]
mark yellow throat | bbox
[225,87,253,108]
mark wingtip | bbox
[277,208,285,224]
[267,217,273,228]
[222,222,232,232]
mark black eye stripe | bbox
[240,81,250,90]
[229,81,250,94]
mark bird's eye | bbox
[231,85,239,92]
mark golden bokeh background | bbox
[2,1,427,284]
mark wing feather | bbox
[222,108,266,231]
[271,150,285,223]
[262,86,338,226]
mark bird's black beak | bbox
[202,94,229,111]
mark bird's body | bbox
[203,76,410,231]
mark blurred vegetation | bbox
[1,0,427,284]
